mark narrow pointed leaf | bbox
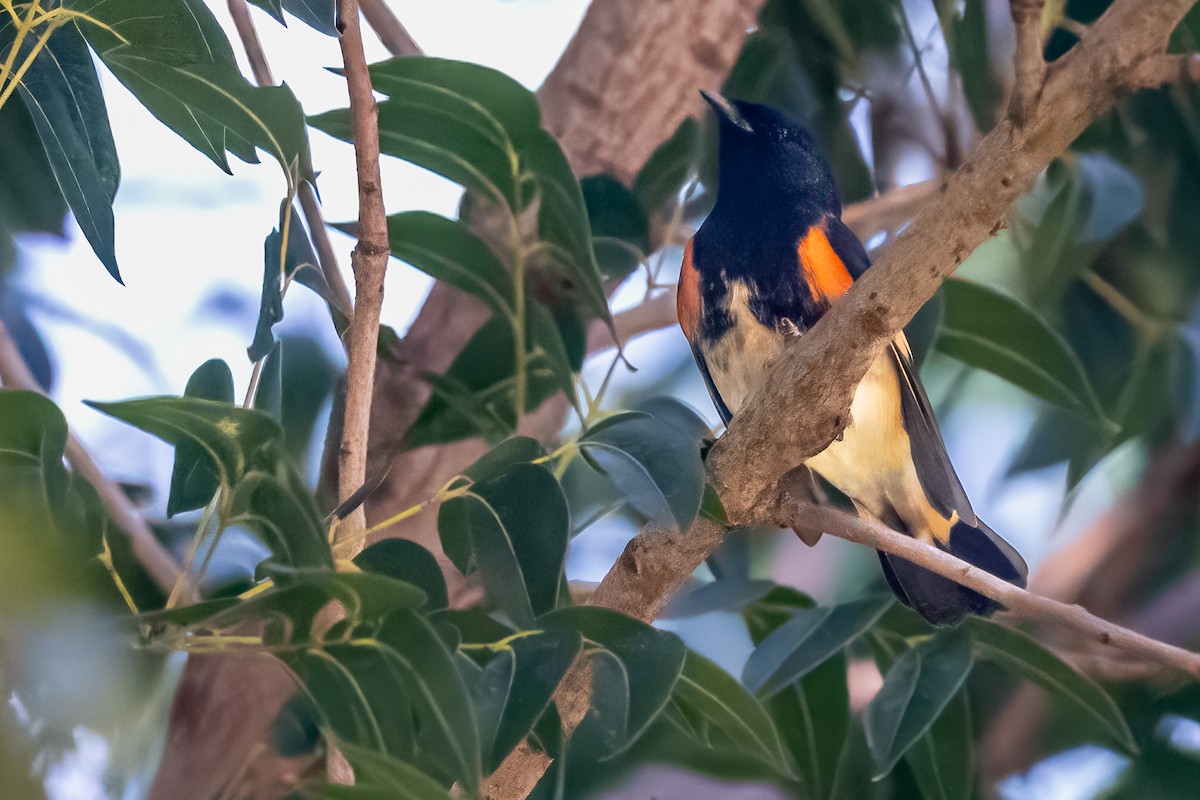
[87,396,280,488]
[68,0,313,182]
[3,19,119,279]
[863,632,974,778]
[938,278,1109,423]
[539,606,685,755]
[168,359,234,516]
[903,689,974,800]
[488,630,582,770]
[743,595,893,697]
[438,463,568,626]
[327,743,453,800]
[579,412,704,531]
[383,211,514,317]
[671,650,792,776]
[966,618,1136,752]
[354,540,448,610]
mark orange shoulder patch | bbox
[798,224,853,304]
[677,240,702,342]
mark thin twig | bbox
[358,0,422,56]
[1129,52,1200,88]
[227,0,272,85]
[1009,0,1047,125]
[0,319,181,593]
[226,0,355,335]
[784,498,1200,680]
[333,0,391,556]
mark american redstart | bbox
[680,92,1027,625]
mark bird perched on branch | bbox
[679,92,1028,625]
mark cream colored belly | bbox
[707,307,953,543]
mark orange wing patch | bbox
[677,240,702,343]
[798,224,854,304]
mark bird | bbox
[679,92,1028,626]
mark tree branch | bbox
[333,0,391,555]
[486,0,1200,794]
[0,319,180,593]
[1009,0,1047,125]
[784,497,1200,680]
[1129,51,1200,87]
[707,0,1198,524]
[358,0,422,56]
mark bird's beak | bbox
[701,90,753,132]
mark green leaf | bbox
[863,631,974,778]
[966,618,1136,752]
[743,595,892,697]
[903,689,975,800]
[254,342,284,422]
[463,437,547,480]
[0,391,99,559]
[579,412,704,531]
[354,539,448,611]
[633,117,699,214]
[247,0,337,36]
[374,609,482,790]
[671,650,792,776]
[87,396,280,489]
[432,608,516,647]
[522,128,613,326]
[582,174,650,283]
[527,298,577,400]
[311,56,611,327]
[311,56,536,210]
[2,18,120,279]
[228,467,331,568]
[634,397,713,443]
[265,567,428,628]
[0,99,68,235]
[438,463,568,627]
[67,0,313,183]
[407,315,568,447]
[661,579,776,619]
[323,742,453,800]
[487,630,582,771]
[538,606,685,755]
[938,278,1110,423]
[745,586,849,799]
[281,0,337,36]
[383,211,514,317]
[168,359,235,516]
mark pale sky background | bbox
[7,2,1148,798]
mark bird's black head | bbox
[701,91,841,219]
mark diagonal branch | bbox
[707,0,1199,523]
[486,0,1200,795]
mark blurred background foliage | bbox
[3,0,1200,799]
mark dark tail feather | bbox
[879,519,1028,627]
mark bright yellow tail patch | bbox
[798,225,853,304]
